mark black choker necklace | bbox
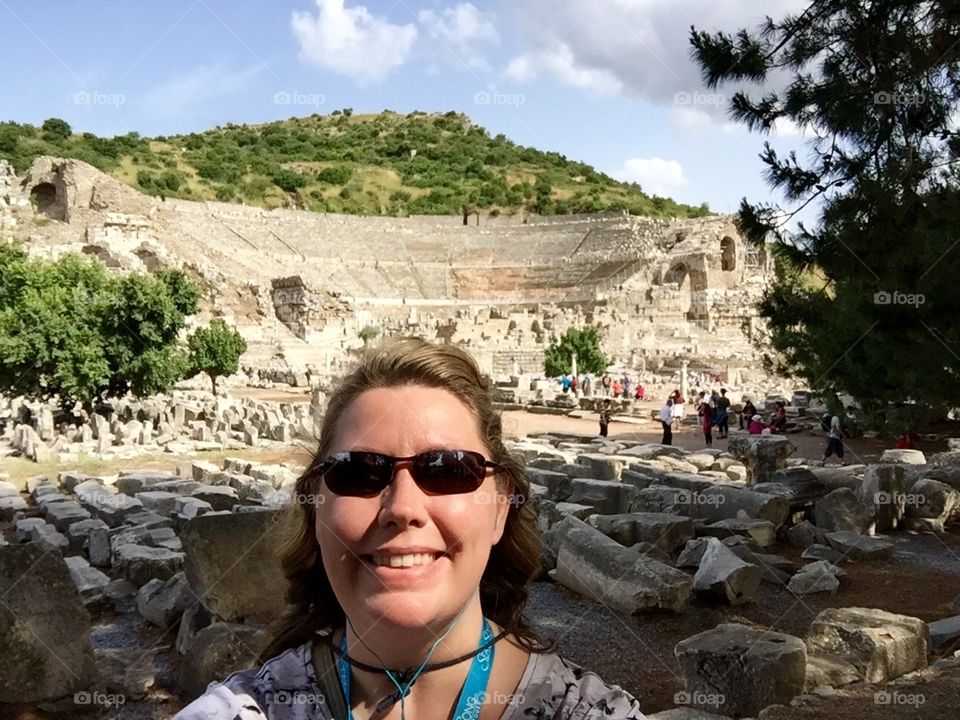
[317,628,507,681]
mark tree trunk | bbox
[209,372,217,395]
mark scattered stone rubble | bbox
[0,390,324,464]
[1,430,958,715]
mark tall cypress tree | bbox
[692,1,960,432]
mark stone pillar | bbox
[571,351,578,380]
[681,361,689,401]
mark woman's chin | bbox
[359,594,461,633]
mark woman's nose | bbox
[378,465,428,529]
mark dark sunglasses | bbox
[316,449,500,497]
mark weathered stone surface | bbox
[693,538,762,605]
[78,487,144,527]
[824,531,894,560]
[553,516,692,614]
[180,622,266,698]
[526,468,572,501]
[180,509,288,623]
[138,572,194,629]
[880,449,926,465]
[805,607,930,682]
[786,520,826,549]
[0,543,97,702]
[814,487,873,534]
[700,518,777,548]
[568,478,622,514]
[94,647,156,700]
[64,555,112,600]
[113,543,184,587]
[14,517,48,543]
[726,435,795,485]
[758,467,829,508]
[860,464,907,531]
[928,616,960,654]
[787,560,843,595]
[0,494,27,520]
[647,711,733,720]
[905,478,960,529]
[176,602,213,655]
[676,538,710,568]
[135,490,179,516]
[575,453,627,480]
[675,623,806,717]
[695,485,790,527]
[587,512,694,555]
[804,653,860,689]
[191,484,241,512]
[45,501,93,532]
[801,544,844,564]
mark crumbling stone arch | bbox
[663,263,688,285]
[30,182,65,221]
[721,236,736,272]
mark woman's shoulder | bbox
[511,652,646,720]
[173,642,334,720]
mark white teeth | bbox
[372,552,438,568]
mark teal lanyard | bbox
[337,619,495,720]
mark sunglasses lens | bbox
[413,450,487,494]
[321,452,391,497]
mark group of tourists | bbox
[560,373,646,401]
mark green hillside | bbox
[0,111,710,219]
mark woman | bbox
[748,414,764,435]
[671,391,685,430]
[700,400,713,447]
[175,338,643,720]
[659,397,674,446]
[739,399,757,430]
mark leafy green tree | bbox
[544,327,608,377]
[358,325,380,346]
[40,117,71,142]
[186,319,247,394]
[692,0,960,433]
[0,246,199,409]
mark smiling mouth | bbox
[366,552,444,568]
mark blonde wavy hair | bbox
[260,336,547,660]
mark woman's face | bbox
[314,385,510,633]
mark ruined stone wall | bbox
[11,157,774,376]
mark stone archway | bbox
[721,236,736,272]
[664,263,692,315]
[30,182,65,221]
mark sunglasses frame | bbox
[316,449,501,497]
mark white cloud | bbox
[418,3,499,71]
[291,0,418,85]
[613,157,686,197]
[504,0,808,125]
[506,43,622,95]
[143,63,264,114]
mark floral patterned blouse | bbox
[174,641,646,719]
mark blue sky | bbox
[0,0,813,214]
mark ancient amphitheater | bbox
[1,157,773,380]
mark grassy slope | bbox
[2,111,711,219]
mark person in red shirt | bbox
[700,401,713,447]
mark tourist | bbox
[634,383,645,401]
[582,374,592,397]
[740,398,757,430]
[601,374,612,396]
[622,375,631,398]
[660,397,674,445]
[822,414,846,466]
[700,400,713,447]
[769,401,788,433]
[895,432,919,449]
[174,338,644,720]
[612,378,622,398]
[748,414,764,434]
[715,389,731,439]
[599,398,612,437]
[672,390,685,430]
[560,375,571,394]
[570,375,579,395]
